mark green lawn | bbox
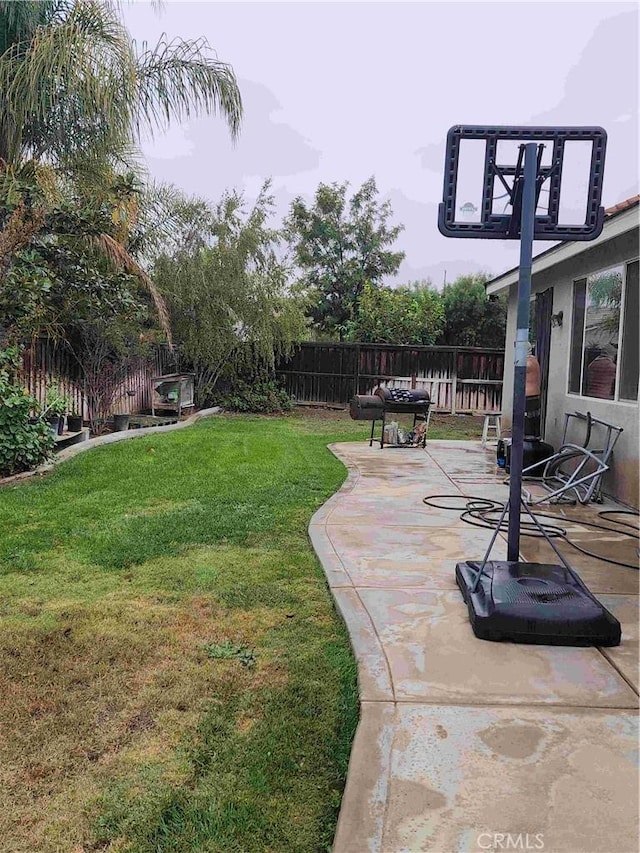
[0,409,483,852]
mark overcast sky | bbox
[123,0,639,286]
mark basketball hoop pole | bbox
[507,143,538,561]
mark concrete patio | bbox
[310,440,639,853]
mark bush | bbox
[0,346,55,477]
[217,379,294,414]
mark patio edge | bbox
[308,442,397,846]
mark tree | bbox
[0,1,247,443]
[153,183,307,404]
[135,181,217,263]
[0,156,180,436]
[0,161,168,343]
[346,280,444,344]
[0,0,243,352]
[438,273,507,347]
[588,269,623,337]
[0,0,242,169]
[285,177,404,339]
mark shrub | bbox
[217,378,293,414]
[0,347,55,477]
[44,384,71,418]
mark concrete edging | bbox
[0,407,222,487]
[308,442,395,693]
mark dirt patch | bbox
[235,712,262,735]
[292,404,349,419]
[0,592,290,852]
[292,405,484,434]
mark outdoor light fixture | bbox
[551,311,564,327]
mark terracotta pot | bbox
[586,356,616,399]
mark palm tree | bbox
[0,1,242,345]
[0,0,242,167]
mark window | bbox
[569,260,639,401]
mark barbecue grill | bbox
[350,387,431,448]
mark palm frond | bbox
[0,0,136,163]
[134,36,243,141]
[0,1,56,55]
[1,1,242,167]
[92,232,172,347]
[0,201,46,262]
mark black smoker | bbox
[350,387,431,448]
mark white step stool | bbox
[481,413,502,446]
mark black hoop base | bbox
[455,560,621,647]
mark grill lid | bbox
[374,387,430,409]
[374,387,430,403]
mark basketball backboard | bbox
[437,125,607,240]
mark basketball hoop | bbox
[437,125,620,647]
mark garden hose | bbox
[422,495,640,571]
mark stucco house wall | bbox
[498,219,639,509]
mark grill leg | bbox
[411,409,430,447]
[369,419,376,447]
[422,408,430,447]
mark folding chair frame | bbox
[522,411,623,505]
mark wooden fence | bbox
[16,339,505,417]
[18,339,177,418]
[277,343,504,413]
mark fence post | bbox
[354,344,360,397]
[451,350,458,415]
